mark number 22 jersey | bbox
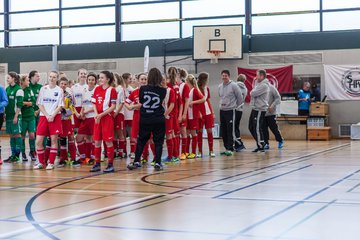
[139,85,166,123]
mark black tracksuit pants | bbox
[248,110,266,148]
[234,110,244,148]
[220,110,236,151]
[263,115,283,144]
[134,120,165,164]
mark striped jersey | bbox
[124,85,134,120]
[125,88,140,123]
[199,87,213,116]
[92,85,117,114]
[187,88,203,120]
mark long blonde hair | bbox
[186,74,198,89]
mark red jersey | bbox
[188,88,203,120]
[178,82,190,105]
[91,86,117,114]
[167,82,180,117]
[200,87,213,116]
[164,87,176,117]
[125,88,140,123]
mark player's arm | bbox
[182,97,189,120]
[164,102,174,119]
[190,90,205,106]
[13,89,24,124]
[178,101,183,122]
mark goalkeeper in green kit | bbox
[20,75,37,161]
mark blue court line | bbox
[225,168,360,240]
[0,218,231,237]
[347,182,360,193]
[274,199,336,239]
[214,165,312,199]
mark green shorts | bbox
[6,119,22,135]
[21,118,36,135]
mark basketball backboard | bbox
[193,24,243,61]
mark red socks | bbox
[208,131,214,151]
[49,148,57,164]
[197,132,203,153]
[94,146,101,164]
[37,149,45,165]
[119,139,126,156]
[85,142,92,159]
[181,137,187,154]
[130,139,136,153]
[191,135,197,154]
[77,141,86,160]
[107,145,114,164]
[166,138,173,158]
[68,140,76,161]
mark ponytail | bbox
[8,72,20,85]
[167,67,178,86]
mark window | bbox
[182,0,244,18]
[62,0,114,8]
[10,0,58,11]
[323,0,360,10]
[0,0,3,12]
[0,32,4,48]
[252,13,319,34]
[182,17,244,38]
[10,29,59,46]
[122,22,179,41]
[0,15,3,30]
[62,25,115,44]
[62,7,115,26]
[323,11,360,31]
[10,11,59,29]
[252,0,318,13]
[122,2,179,22]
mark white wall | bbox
[19,48,360,137]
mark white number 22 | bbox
[143,95,160,109]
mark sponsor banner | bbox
[324,65,360,100]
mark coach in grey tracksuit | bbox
[249,69,270,152]
[218,70,244,153]
[234,74,248,151]
[263,84,283,148]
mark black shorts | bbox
[0,113,4,130]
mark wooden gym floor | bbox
[0,137,359,240]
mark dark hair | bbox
[137,72,147,80]
[8,72,20,85]
[197,72,209,91]
[257,69,266,78]
[221,70,230,76]
[178,68,188,80]
[100,70,115,85]
[87,72,98,82]
[122,73,131,80]
[59,76,69,82]
[28,70,38,79]
[167,67,178,86]
[147,68,163,87]
[114,73,124,87]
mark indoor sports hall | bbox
[1,1,360,240]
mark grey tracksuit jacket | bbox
[265,84,281,116]
[249,78,270,112]
[218,80,244,111]
[235,81,248,112]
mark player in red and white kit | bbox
[186,74,205,159]
[77,73,98,165]
[162,76,175,162]
[34,71,64,170]
[122,73,134,158]
[114,73,126,158]
[177,68,190,160]
[166,67,181,162]
[71,68,88,130]
[197,72,216,157]
[90,71,117,173]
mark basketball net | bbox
[208,50,221,64]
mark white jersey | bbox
[71,83,88,107]
[124,85,134,120]
[82,86,96,118]
[116,85,125,115]
[37,85,64,116]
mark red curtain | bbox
[238,65,293,102]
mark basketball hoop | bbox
[208,50,222,64]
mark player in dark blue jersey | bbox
[127,68,167,171]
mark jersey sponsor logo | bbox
[54,92,59,96]
[43,98,57,103]
[74,93,82,98]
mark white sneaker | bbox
[129,153,135,159]
[46,164,55,170]
[210,151,216,157]
[196,152,202,158]
[33,163,44,169]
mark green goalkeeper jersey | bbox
[21,87,36,120]
[5,84,24,120]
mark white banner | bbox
[325,65,360,100]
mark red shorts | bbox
[165,116,173,134]
[115,113,124,130]
[201,114,214,129]
[125,120,132,128]
[180,119,187,128]
[60,119,74,137]
[37,115,63,136]
[73,107,83,128]
[173,116,180,135]
[93,114,115,141]
[188,118,199,131]
[131,120,139,139]
[78,118,95,136]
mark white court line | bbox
[0,194,163,239]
